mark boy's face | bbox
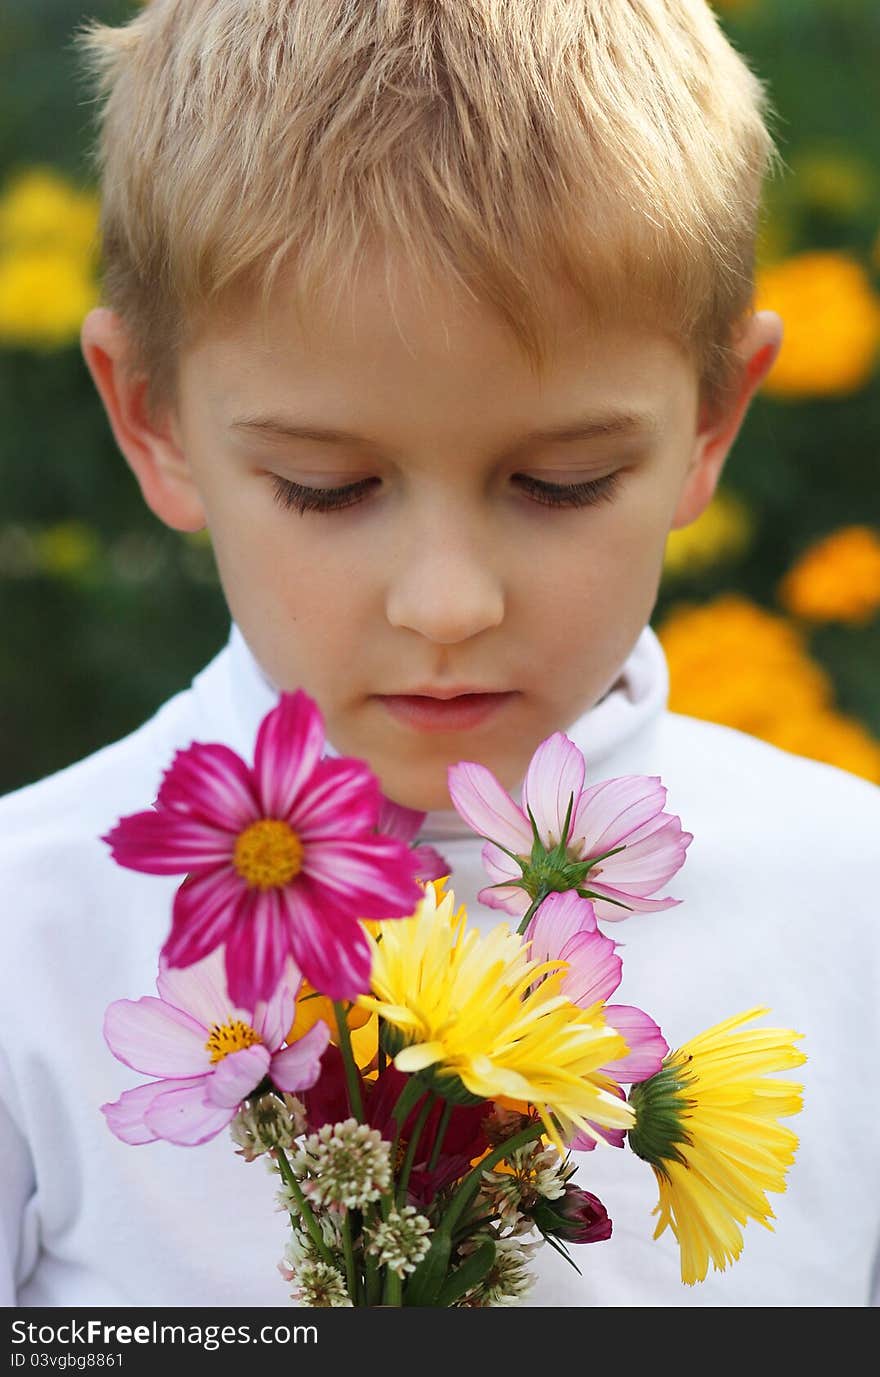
[85,253,778,811]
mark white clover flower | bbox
[479,1141,568,1226]
[289,1260,352,1308]
[365,1206,432,1277]
[291,1118,392,1210]
[230,1093,306,1161]
[457,1236,539,1308]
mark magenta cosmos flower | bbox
[103,691,426,1006]
[101,946,330,1147]
[447,731,692,923]
[526,890,667,1150]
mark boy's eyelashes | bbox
[268,470,622,516]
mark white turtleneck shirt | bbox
[1,622,878,1308]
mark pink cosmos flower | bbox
[376,797,450,884]
[447,731,692,922]
[527,890,668,1151]
[101,946,330,1147]
[103,690,425,1006]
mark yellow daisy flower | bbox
[628,1008,806,1285]
[357,880,634,1151]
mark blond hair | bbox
[77,0,779,416]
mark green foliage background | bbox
[0,0,878,796]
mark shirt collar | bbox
[191,620,669,840]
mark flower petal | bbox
[161,866,253,970]
[585,882,682,920]
[302,837,422,917]
[410,843,451,884]
[156,742,259,832]
[447,762,532,852]
[571,775,667,857]
[292,757,381,838]
[103,996,211,1078]
[525,891,598,966]
[156,945,248,1028]
[102,810,234,875]
[476,882,527,914]
[286,880,374,1000]
[252,959,300,1050]
[222,886,294,1009]
[253,690,326,818]
[376,797,425,844]
[270,1020,331,1093]
[558,929,623,1007]
[206,1044,271,1108]
[521,732,586,846]
[595,816,692,892]
[143,1080,236,1146]
[101,1080,180,1145]
[602,1005,668,1083]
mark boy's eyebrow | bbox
[229,409,658,450]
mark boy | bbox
[1,0,878,1308]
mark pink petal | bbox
[482,841,523,885]
[156,946,246,1028]
[377,797,425,844]
[206,1044,271,1108]
[525,891,598,965]
[252,960,300,1050]
[476,882,527,914]
[102,810,234,875]
[585,882,682,920]
[521,733,585,847]
[156,742,259,832]
[558,929,622,1006]
[571,776,667,856]
[447,762,532,853]
[292,757,381,838]
[602,1005,668,1083]
[568,1122,627,1152]
[103,996,211,1078]
[410,843,451,883]
[286,883,374,1000]
[253,691,326,819]
[302,837,422,918]
[162,866,254,970]
[223,886,294,1009]
[101,1080,182,1145]
[270,1020,331,1093]
[143,1081,236,1146]
[595,816,692,892]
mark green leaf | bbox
[434,1240,497,1307]
[402,1229,453,1307]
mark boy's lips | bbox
[374,690,519,733]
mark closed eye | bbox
[269,469,621,515]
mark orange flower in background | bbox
[663,490,752,581]
[778,526,880,624]
[657,595,832,738]
[762,710,880,786]
[755,252,880,398]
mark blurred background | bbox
[0,0,878,796]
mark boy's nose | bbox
[384,525,505,645]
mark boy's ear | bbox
[671,309,783,529]
[80,307,207,533]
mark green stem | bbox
[275,1146,335,1268]
[382,1269,403,1306]
[442,1122,544,1236]
[396,1094,436,1206]
[517,885,551,936]
[427,1101,453,1173]
[341,1212,358,1304]
[333,1001,365,1121]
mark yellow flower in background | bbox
[657,594,832,738]
[761,710,880,786]
[0,246,98,349]
[663,490,752,581]
[778,526,880,624]
[0,168,99,258]
[755,252,880,398]
[32,521,103,580]
[629,1009,805,1286]
[0,168,101,349]
[791,149,875,217]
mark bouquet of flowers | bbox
[99,691,805,1306]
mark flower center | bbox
[205,1019,262,1064]
[233,818,304,889]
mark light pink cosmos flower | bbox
[527,890,668,1151]
[376,797,450,884]
[103,690,425,1006]
[101,946,330,1147]
[448,731,692,923]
